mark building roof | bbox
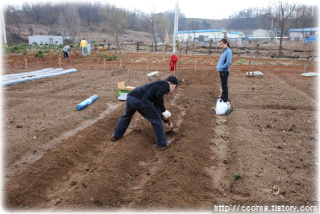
[229,31,243,34]
[28,35,63,37]
[178,29,226,34]
[289,28,318,32]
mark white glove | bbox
[162,110,171,118]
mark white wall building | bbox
[228,31,246,45]
[253,29,270,37]
[177,29,228,43]
[28,35,63,45]
[289,28,318,41]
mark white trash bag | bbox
[216,99,231,115]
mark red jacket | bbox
[170,54,178,71]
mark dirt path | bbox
[215,69,317,206]
[3,51,318,211]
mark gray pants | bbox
[82,47,87,57]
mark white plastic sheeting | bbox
[2,68,78,86]
[245,71,264,76]
[300,72,319,77]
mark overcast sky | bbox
[2,0,319,20]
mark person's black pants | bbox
[63,51,68,58]
[219,71,229,102]
[113,95,168,148]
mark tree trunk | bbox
[116,34,126,70]
[279,21,285,57]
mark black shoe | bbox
[225,107,233,115]
[157,141,171,151]
[110,134,119,141]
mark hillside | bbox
[6,24,154,45]
[187,18,232,29]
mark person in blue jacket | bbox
[216,39,232,102]
[110,76,179,151]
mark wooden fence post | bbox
[208,39,213,55]
[185,39,189,54]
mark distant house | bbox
[228,31,246,45]
[28,35,63,45]
[253,29,270,37]
[250,29,279,42]
[177,29,228,43]
[289,28,318,41]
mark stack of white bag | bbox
[216,99,231,115]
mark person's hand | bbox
[165,118,173,128]
[167,119,174,128]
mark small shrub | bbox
[35,50,45,58]
[235,59,248,64]
[9,47,16,53]
[22,49,28,56]
[105,55,112,61]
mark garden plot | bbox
[2,51,318,211]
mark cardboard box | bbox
[118,81,135,100]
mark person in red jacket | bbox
[110,76,179,151]
[170,54,179,71]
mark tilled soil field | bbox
[2,50,318,212]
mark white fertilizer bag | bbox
[216,99,231,115]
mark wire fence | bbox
[94,40,317,59]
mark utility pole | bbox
[172,1,179,54]
[2,8,7,44]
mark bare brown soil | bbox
[2,49,318,212]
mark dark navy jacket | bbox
[128,80,170,115]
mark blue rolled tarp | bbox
[76,94,99,111]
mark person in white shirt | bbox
[63,45,73,58]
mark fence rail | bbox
[92,41,317,59]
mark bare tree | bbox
[99,4,129,70]
[58,5,80,40]
[5,5,24,35]
[142,9,157,51]
[154,13,171,43]
[30,3,42,24]
[28,25,33,36]
[42,3,59,34]
[274,1,297,56]
[142,9,171,52]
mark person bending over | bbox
[110,76,179,151]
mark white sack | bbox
[216,99,231,115]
